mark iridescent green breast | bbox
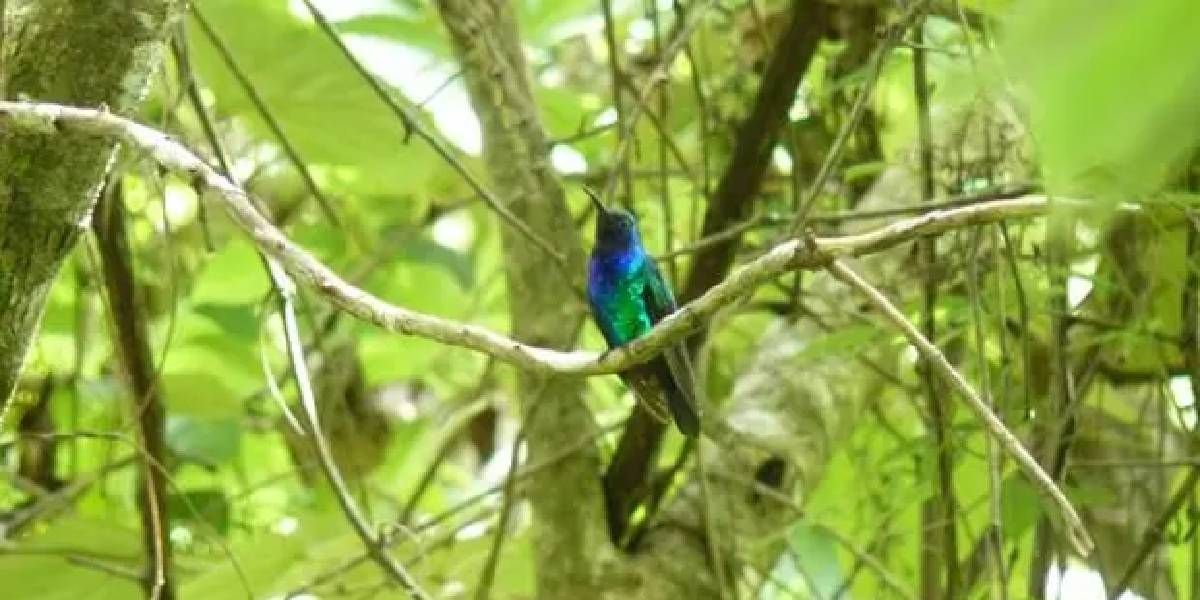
[602,270,653,345]
[587,251,654,347]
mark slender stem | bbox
[972,227,1008,600]
[599,0,718,201]
[93,184,175,600]
[165,60,427,593]
[190,5,340,225]
[294,0,571,274]
[1108,467,1200,597]
[280,282,431,599]
[912,16,959,600]
[1107,211,1200,597]
[600,0,633,204]
[827,258,1094,557]
[790,2,927,233]
[474,401,539,600]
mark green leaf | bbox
[1000,474,1042,539]
[169,487,231,534]
[190,240,269,305]
[191,303,259,343]
[0,518,142,600]
[765,524,845,599]
[166,416,242,468]
[398,235,474,289]
[1002,0,1200,199]
[338,13,449,58]
[189,0,446,198]
[160,341,261,417]
[797,324,883,360]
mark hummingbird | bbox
[585,188,701,437]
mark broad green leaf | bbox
[190,240,269,305]
[166,416,242,468]
[1000,474,1042,539]
[160,341,262,417]
[1002,0,1200,200]
[338,13,448,58]
[191,303,259,343]
[397,235,475,290]
[0,518,143,600]
[189,0,446,198]
[763,524,845,599]
[169,487,232,534]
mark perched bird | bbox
[584,188,700,437]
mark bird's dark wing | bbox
[641,260,701,436]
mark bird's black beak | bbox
[583,186,608,216]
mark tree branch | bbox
[826,258,1095,558]
[0,100,1055,381]
[93,183,174,600]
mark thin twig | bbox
[399,397,493,523]
[968,227,1008,599]
[167,26,215,251]
[279,279,430,599]
[1107,211,1200,597]
[189,5,340,225]
[695,442,732,600]
[291,423,621,597]
[713,470,917,600]
[660,184,1038,259]
[172,32,307,435]
[790,2,927,233]
[152,57,428,592]
[474,406,534,600]
[293,0,569,272]
[599,0,633,203]
[826,258,1094,557]
[65,554,143,581]
[598,0,718,201]
[999,223,1033,415]
[1108,467,1200,597]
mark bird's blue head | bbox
[586,188,641,252]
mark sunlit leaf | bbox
[169,487,232,534]
[1002,0,1200,200]
[166,416,242,468]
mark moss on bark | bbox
[0,0,181,423]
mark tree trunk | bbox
[433,2,612,598]
[0,0,181,424]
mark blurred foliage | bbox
[3,0,1200,598]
